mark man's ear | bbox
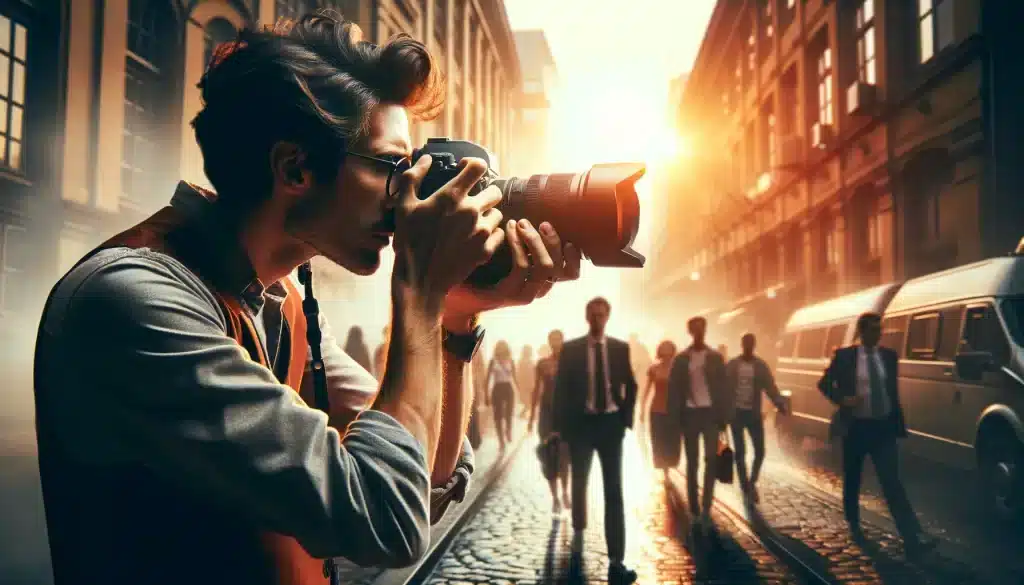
[269,141,313,195]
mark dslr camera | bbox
[412,138,646,288]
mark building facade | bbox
[508,29,556,177]
[646,0,1024,341]
[0,0,521,338]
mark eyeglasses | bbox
[346,151,412,199]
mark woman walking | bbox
[486,340,518,450]
[644,340,681,478]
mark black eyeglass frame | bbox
[345,151,412,199]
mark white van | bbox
[773,282,903,450]
[873,256,1024,521]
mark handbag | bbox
[536,434,562,481]
[715,431,735,484]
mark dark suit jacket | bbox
[553,336,637,437]
[817,345,908,439]
[667,346,731,426]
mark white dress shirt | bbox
[686,348,713,409]
[586,334,618,414]
[854,345,891,419]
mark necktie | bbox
[594,341,607,413]
[868,348,885,417]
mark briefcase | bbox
[715,432,734,484]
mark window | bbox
[434,0,447,45]
[866,205,881,258]
[0,223,28,315]
[0,13,27,171]
[747,18,756,73]
[123,0,174,210]
[936,305,964,361]
[963,305,1011,365]
[762,99,776,171]
[821,217,838,269]
[763,0,774,41]
[922,187,940,243]
[856,0,877,84]
[276,0,317,22]
[907,312,940,359]
[825,324,848,357]
[816,44,834,126]
[203,18,237,71]
[797,327,827,358]
[918,0,955,63]
[880,315,909,352]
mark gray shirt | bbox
[34,183,473,569]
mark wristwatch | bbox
[442,321,486,363]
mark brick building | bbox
[0,0,521,340]
[645,0,1024,340]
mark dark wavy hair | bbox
[191,10,445,212]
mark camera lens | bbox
[465,163,646,288]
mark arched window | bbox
[123,0,177,211]
[204,17,238,69]
[276,0,318,23]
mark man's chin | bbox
[324,248,381,276]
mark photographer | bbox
[33,13,579,585]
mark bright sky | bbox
[326,1,716,354]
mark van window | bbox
[907,312,940,360]
[824,324,847,357]
[962,304,1011,365]
[778,333,796,358]
[936,305,964,361]
[880,315,908,352]
[796,327,827,358]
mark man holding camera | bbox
[33,13,579,585]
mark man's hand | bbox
[841,395,863,408]
[444,219,583,321]
[391,156,505,314]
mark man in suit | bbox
[818,312,937,558]
[668,316,730,530]
[554,296,638,584]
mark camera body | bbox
[414,138,499,200]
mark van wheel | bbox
[978,431,1024,523]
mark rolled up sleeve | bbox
[309,304,477,522]
[57,251,431,567]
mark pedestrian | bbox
[669,316,730,531]
[726,333,788,504]
[343,325,372,372]
[486,340,518,450]
[818,313,938,558]
[32,11,582,585]
[517,344,536,416]
[644,340,681,478]
[528,330,571,513]
[552,297,638,584]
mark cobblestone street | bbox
[714,419,1022,584]
[424,432,801,584]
